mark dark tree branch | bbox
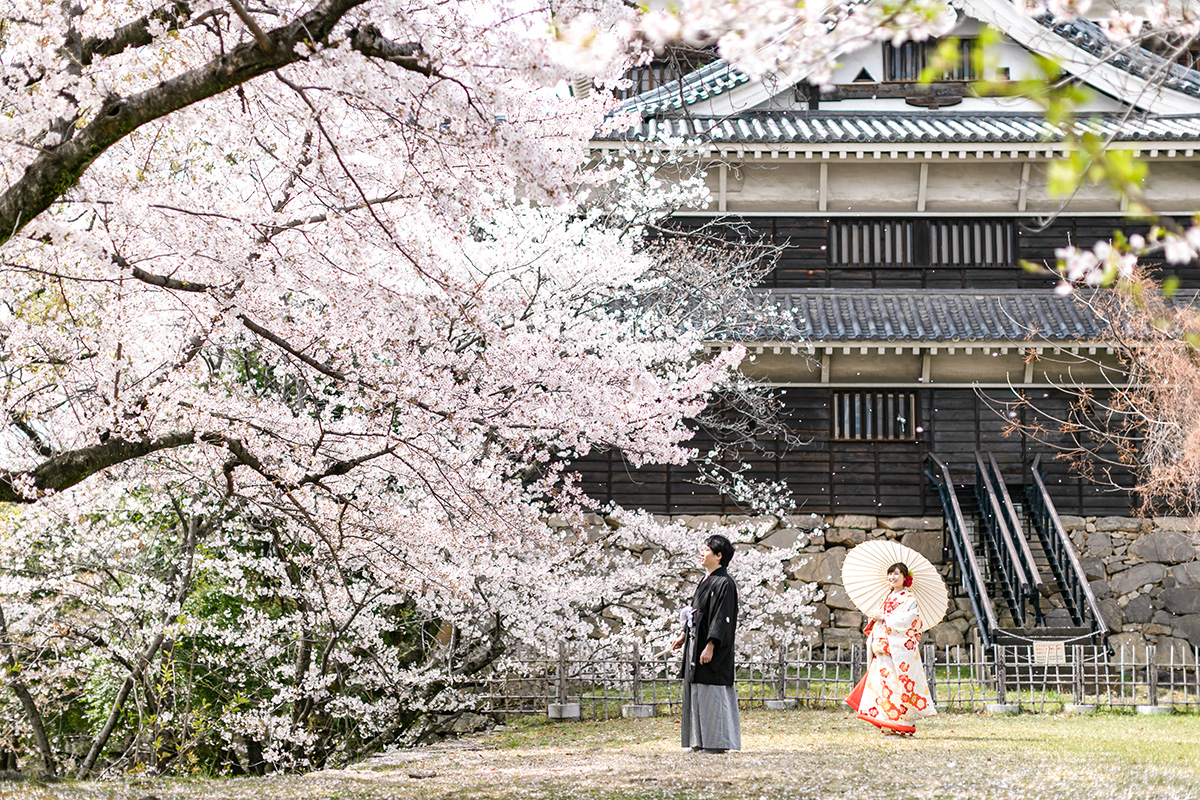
[237,313,348,381]
[9,412,56,458]
[0,0,374,248]
[78,1,194,67]
[0,432,198,502]
[130,265,213,293]
[346,25,435,76]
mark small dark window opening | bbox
[828,219,1017,268]
[833,392,919,441]
[883,39,976,82]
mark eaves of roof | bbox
[724,288,1116,344]
[596,111,1200,146]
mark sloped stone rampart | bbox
[658,511,1199,654]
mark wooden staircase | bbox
[925,453,1108,663]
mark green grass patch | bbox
[4,708,1198,799]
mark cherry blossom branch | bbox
[77,1,195,67]
[0,0,371,248]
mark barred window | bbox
[833,392,919,441]
[883,39,976,82]
[828,221,915,267]
[828,219,1017,268]
[930,220,1016,267]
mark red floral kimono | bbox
[846,589,935,734]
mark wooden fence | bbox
[473,642,1200,719]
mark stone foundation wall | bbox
[1061,515,1200,659]
[666,513,1200,656]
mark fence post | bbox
[995,646,1006,706]
[777,647,787,700]
[621,642,655,719]
[924,644,937,706]
[986,645,1018,714]
[1149,645,1158,706]
[631,642,642,705]
[557,641,568,705]
[1073,645,1084,705]
[547,641,582,720]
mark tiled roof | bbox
[599,112,1200,145]
[726,289,1109,343]
[1039,15,1200,98]
[619,59,751,117]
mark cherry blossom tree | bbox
[0,0,974,777]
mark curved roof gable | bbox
[617,0,1200,120]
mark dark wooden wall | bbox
[574,388,1137,517]
[580,214,1156,517]
[672,216,1199,289]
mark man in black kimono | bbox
[671,534,740,752]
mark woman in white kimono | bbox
[848,562,936,736]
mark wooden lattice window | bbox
[828,219,1017,268]
[883,39,977,82]
[833,392,919,441]
[828,220,915,267]
[929,220,1016,267]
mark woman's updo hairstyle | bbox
[888,562,914,588]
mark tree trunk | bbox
[77,514,203,778]
[0,605,57,778]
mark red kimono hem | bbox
[856,712,916,734]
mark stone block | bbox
[1110,563,1168,596]
[1097,598,1122,632]
[1085,532,1113,558]
[823,627,863,648]
[765,698,798,710]
[621,704,656,719]
[1058,515,1087,530]
[1144,623,1174,636]
[738,515,780,535]
[879,516,943,531]
[761,528,805,549]
[1153,517,1199,532]
[1107,631,1148,659]
[1124,595,1155,624]
[684,515,723,530]
[1153,611,1177,626]
[783,514,827,530]
[1136,705,1174,716]
[806,531,826,548]
[1173,562,1200,588]
[1094,516,1146,532]
[897,530,944,565]
[1129,532,1198,565]
[1161,588,1200,615]
[548,703,582,720]
[823,583,859,611]
[826,527,867,547]
[791,547,848,584]
[1156,638,1197,667]
[833,514,876,530]
[928,622,964,648]
[1173,614,1200,648]
[1079,557,1107,582]
[833,610,864,628]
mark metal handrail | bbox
[925,454,998,648]
[1026,455,1109,638]
[974,452,1029,627]
[986,453,1045,626]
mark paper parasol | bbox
[840,540,948,631]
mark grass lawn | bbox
[4,707,1199,800]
